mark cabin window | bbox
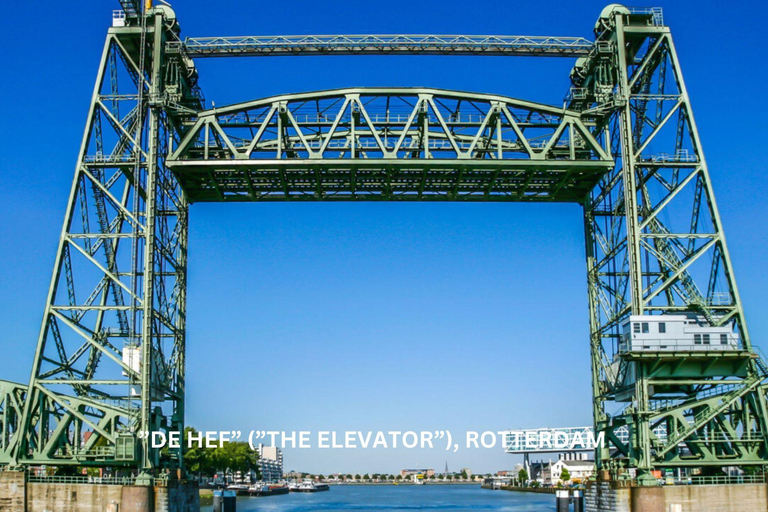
[633,323,640,333]
[642,323,649,333]
[658,322,666,333]
[721,334,728,345]
[703,334,710,345]
[694,334,702,345]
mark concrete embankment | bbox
[484,479,768,511]
[585,480,768,512]
[0,470,199,512]
[499,485,557,494]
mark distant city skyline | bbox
[1,0,767,475]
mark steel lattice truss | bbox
[580,7,768,473]
[1,14,194,468]
[167,89,612,202]
[179,34,594,58]
[2,3,767,480]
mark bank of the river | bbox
[500,485,558,494]
[330,480,479,485]
[199,488,213,507]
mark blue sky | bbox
[1,1,767,474]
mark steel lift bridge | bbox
[1,1,766,484]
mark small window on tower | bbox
[703,334,710,345]
[658,322,666,333]
[642,323,649,333]
[721,334,728,345]
[633,323,640,333]
[694,334,702,345]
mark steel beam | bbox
[179,34,594,58]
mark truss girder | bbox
[167,88,613,202]
[180,34,593,58]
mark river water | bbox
[201,485,554,511]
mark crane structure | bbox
[1,1,766,485]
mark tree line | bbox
[182,428,260,479]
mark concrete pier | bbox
[0,470,25,511]
[585,479,768,512]
[0,471,199,512]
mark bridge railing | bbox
[688,474,765,486]
[27,475,137,485]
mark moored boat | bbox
[288,479,330,492]
[226,484,250,496]
[248,483,290,496]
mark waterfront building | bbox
[258,443,284,483]
[483,475,513,489]
[529,461,548,483]
[400,468,435,478]
[532,453,595,484]
[550,457,595,483]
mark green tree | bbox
[518,468,528,485]
[182,427,260,481]
[560,467,571,483]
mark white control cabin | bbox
[620,314,739,352]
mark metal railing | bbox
[215,111,561,126]
[689,474,765,486]
[629,7,664,27]
[619,340,741,353]
[84,154,137,164]
[27,475,136,485]
[650,150,698,163]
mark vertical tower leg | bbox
[11,8,189,476]
[582,6,768,480]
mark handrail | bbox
[27,475,136,485]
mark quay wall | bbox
[586,480,768,512]
[0,471,199,512]
[0,470,26,511]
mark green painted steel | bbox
[1,3,766,484]
[580,5,768,480]
[167,88,613,202]
[179,34,594,58]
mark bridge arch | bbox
[168,88,612,203]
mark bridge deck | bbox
[169,160,609,203]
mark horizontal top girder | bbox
[179,34,594,58]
